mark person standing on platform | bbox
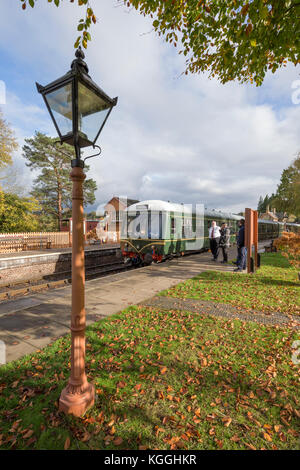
[209,220,221,261]
[219,222,230,263]
[234,219,247,272]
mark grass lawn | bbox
[0,306,299,450]
[160,253,300,316]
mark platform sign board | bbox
[245,208,258,273]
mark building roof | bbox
[105,196,139,209]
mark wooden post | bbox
[245,208,258,273]
[58,166,95,417]
[69,218,72,247]
[254,210,258,271]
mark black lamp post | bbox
[36,47,117,167]
[37,48,117,417]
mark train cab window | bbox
[126,212,148,239]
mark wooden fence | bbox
[0,232,71,253]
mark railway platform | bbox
[0,243,119,260]
[0,244,271,364]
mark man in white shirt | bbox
[209,220,221,261]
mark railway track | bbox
[0,250,200,302]
[0,260,130,302]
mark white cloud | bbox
[0,0,299,213]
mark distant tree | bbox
[257,193,276,214]
[0,109,19,215]
[257,195,264,213]
[273,153,300,218]
[0,192,39,232]
[20,0,300,86]
[263,195,270,211]
[85,211,98,219]
[0,109,28,197]
[22,132,97,231]
[0,109,18,187]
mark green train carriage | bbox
[120,200,238,265]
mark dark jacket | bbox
[219,227,230,247]
[237,225,245,247]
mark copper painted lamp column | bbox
[36,48,117,416]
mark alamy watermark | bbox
[0,80,6,105]
[0,340,6,365]
[291,80,300,105]
[96,197,205,250]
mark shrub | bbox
[273,232,300,271]
[86,228,99,241]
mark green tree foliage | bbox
[257,193,275,213]
[85,210,98,219]
[0,192,40,232]
[0,109,18,171]
[273,153,300,218]
[20,0,300,85]
[142,0,300,85]
[257,195,264,212]
[22,132,97,231]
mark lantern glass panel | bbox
[45,83,73,137]
[78,82,111,143]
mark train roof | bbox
[126,200,241,220]
[126,200,300,227]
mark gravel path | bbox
[140,295,300,329]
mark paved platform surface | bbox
[141,296,299,329]
[0,245,270,364]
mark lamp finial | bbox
[75,46,85,60]
[71,46,89,74]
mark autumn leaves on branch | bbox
[20,0,96,50]
[19,1,300,86]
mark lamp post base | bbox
[59,382,95,417]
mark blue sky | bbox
[0,0,300,214]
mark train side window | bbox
[171,216,176,236]
[183,217,192,239]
